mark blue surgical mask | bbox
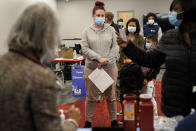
[168,11,182,26]
[95,17,105,26]
[118,22,123,26]
[128,26,136,33]
[148,19,155,25]
[146,43,151,49]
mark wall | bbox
[57,0,173,39]
[0,0,57,55]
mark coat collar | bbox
[9,49,46,68]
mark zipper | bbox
[187,46,193,109]
[187,47,192,85]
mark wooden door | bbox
[117,11,134,28]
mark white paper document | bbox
[119,29,127,42]
[88,68,114,93]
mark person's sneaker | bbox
[118,120,123,125]
[116,110,123,116]
[84,121,91,128]
[111,120,119,127]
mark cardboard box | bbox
[61,48,73,59]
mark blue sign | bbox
[72,66,86,97]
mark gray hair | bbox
[8,2,59,58]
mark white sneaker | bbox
[116,110,123,116]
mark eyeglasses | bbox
[173,7,183,13]
[177,11,184,15]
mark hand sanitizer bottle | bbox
[73,50,77,60]
[59,109,65,126]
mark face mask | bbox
[168,11,182,26]
[128,26,136,33]
[118,22,123,26]
[95,17,105,26]
[146,43,151,49]
[148,19,155,25]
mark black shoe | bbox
[111,120,119,127]
[84,121,91,128]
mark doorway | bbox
[117,11,134,28]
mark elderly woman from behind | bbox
[0,2,80,131]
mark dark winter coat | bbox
[123,29,196,117]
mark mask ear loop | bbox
[169,11,184,14]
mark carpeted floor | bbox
[58,82,164,128]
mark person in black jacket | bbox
[143,34,160,83]
[116,0,196,117]
[105,12,120,33]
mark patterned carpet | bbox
[58,82,164,128]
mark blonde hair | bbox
[8,2,59,58]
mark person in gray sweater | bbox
[81,1,119,128]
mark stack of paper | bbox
[88,68,114,93]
